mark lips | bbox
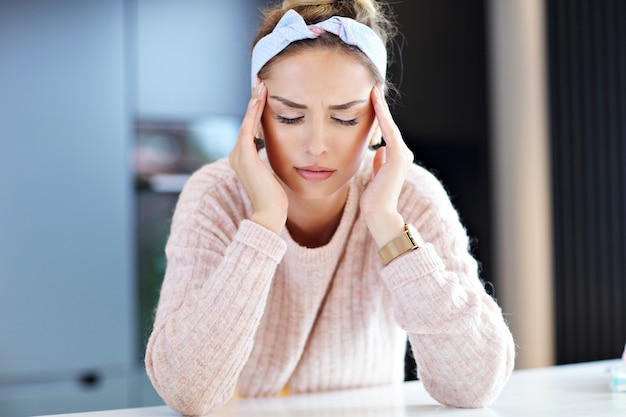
[295,165,335,181]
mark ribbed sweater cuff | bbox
[234,219,287,263]
[381,243,445,290]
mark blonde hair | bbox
[253,0,398,84]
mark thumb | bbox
[373,145,386,176]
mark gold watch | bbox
[378,224,424,265]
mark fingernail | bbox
[257,81,265,96]
[253,77,260,89]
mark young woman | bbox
[145,1,515,415]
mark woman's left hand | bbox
[360,83,414,248]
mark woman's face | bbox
[261,48,378,201]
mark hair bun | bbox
[258,0,396,51]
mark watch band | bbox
[378,223,424,265]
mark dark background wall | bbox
[388,0,493,292]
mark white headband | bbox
[251,9,387,87]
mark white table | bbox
[35,359,625,417]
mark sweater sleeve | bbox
[380,167,515,408]
[144,168,287,416]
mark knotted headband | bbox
[251,9,387,87]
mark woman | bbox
[145,1,515,415]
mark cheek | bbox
[261,113,280,149]
[261,110,292,142]
[348,120,376,153]
[261,114,291,174]
[337,128,371,175]
[347,120,377,164]
[348,137,370,169]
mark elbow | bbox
[146,366,229,416]
[425,340,515,409]
[161,395,222,417]
[161,395,221,417]
[425,374,507,409]
[145,348,231,416]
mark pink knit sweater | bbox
[145,150,515,416]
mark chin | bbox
[286,180,349,201]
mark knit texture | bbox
[145,149,515,416]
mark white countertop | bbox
[35,359,625,417]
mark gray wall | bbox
[0,0,136,415]
[0,0,262,415]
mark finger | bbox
[371,84,401,151]
[239,81,267,144]
[371,85,411,164]
[231,81,267,169]
[372,145,386,176]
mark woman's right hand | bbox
[229,79,288,234]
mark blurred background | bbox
[0,0,624,415]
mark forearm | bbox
[145,220,286,416]
[382,245,515,408]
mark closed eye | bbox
[275,115,304,125]
[333,117,358,126]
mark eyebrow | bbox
[269,95,367,110]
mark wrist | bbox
[366,212,405,248]
[251,210,286,234]
[378,223,425,265]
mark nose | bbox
[304,123,328,156]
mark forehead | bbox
[263,48,376,97]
